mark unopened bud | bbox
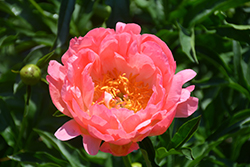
[20,64,41,85]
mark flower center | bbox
[93,69,153,112]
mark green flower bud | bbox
[20,64,41,85]
[131,162,142,167]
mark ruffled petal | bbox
[116,22,141,34]
[177,69,197,85]
[149,108,176,136]
[175,97,199,118]
[83,135,102,155]
[122,114,141,133]
[88,124,114,142]
[47,61,72,117]
[100,142,139,156]
[165,73,183,109]
[54,119,82,141]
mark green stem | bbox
[122,154,132,167]
[29,0,46,17]
[13,86,31,154]
[139,137,159,167]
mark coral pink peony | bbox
[47,22,198,156]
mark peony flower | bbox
[47,22,198,156]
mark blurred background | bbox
[1,0,250,166]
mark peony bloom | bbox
[47,22,198,156]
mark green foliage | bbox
[1,0,250,166]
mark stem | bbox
[140,148,152,167]
[122,155,132,167]
[139,137,159,167]
[13,86,31,153]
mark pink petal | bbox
[117,32,132,57]
[90,115,108,127]
[179,89,191,103]
[47,60,66,81]
[116,22,141,34]
[135,119,151,132]
[72,98,91,122]
[47,61,71,117]
[85,27,115,46]
[83,135,102,155]
[149,109,176,136]
[141,35,176,87]
[127,52,156,80]
[99,35,118,57]
[100,142,139,156]
[122,114,141,133]
[54,119,82,141]
[147,76,165,106]
[136,104,160,121]
[90,104,120,129]
[106,129,132,145]
[177,69,197,85]
[175,97,199,118]
[111,108,135,123]
[165,73,183,109]
[61,41,76,65]
[87,124,114,142]
[185,85,195,92]
[80,64,95,108]
[47,76,71,117]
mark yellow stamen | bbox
[93,69,153,112]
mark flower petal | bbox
[116,22,141,34]
[47,61,71,117]
[150,109,175,136]
[122,114,141,133]
[54,119,82,141]
[177,69,197,85]
[165,73,183,109]
[175,97,199,118]
[83,135,102,155]
[88,124,114,142]
[100,142,139,156]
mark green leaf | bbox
[36,50,55,69]
[53,0,76,49]
[34,129,88,167]
[228,81,250,101]
[233,41,241,78]
[155,147,181,164]
[139,137,159,167]
[224,20,250,30]
[0,35,18,47]
[241,55,250,89]
[178,24,198,63]
[0,98,17,147]
[134,0,165,26]
[189,0,250,27]
[8,151,68,167]
[207,109,250,141]
[196,45,231,78]
[93,4,111,19]
[181,147,195,160]
[232,40,249,89]
[168,116,201,149]
[216,27,250,44]
[52,110,66,117]
[0,1,16,16]
[187,139,224,167]
[155,147,194,165]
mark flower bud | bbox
[20,64,41,85]
[132,162,142,167]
